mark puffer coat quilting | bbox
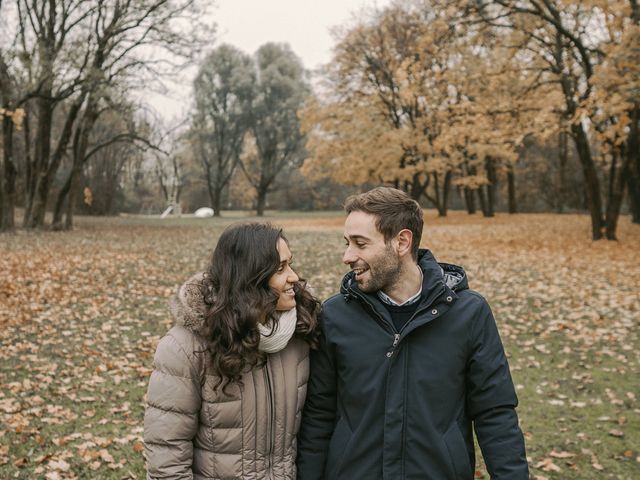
[144,273,310,480]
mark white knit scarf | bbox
[258,308,297,353]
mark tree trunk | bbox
[507,165,517,214]
[409,172,428,201]
[256,187,267,216]
[26,93,85,228]
[626,105,640,224]
[485,157,497,217]
[438,171,451,217]
[464,187,476,214]
[433,173,443,216]
[604,148,629,241]
[63,99,100,230]
[478,187,489,217]
[1,115,16,230]
[64,168,84,230]
[485,185,495,217]
[571,123,604,240]
[557,129,568,212]
[52,170,73,228]
[213,187,222,217]
[25,98,54,228]
[0,146,3,228]
[22,111,35,225]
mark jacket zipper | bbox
[386,333,401,358]
[350,287,444,358]
[350,288,401,358]
[263,362,275,476]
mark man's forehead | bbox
[344,211,381,237]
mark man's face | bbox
[343,211,401,293]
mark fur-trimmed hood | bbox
[168,272,209,335]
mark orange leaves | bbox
[0,108,26,129]
[1,212,639,478]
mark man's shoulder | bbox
[320,291,362,325]
[457,288,490,305]
[447,288,493,321]
[322,292,350,311]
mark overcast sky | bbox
[147,0,389,123]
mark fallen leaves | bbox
[0,211,638,478]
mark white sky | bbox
[147,0,389,124]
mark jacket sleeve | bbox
[466,298,529,479]
[296,314,337,480]
[144,331,202,480]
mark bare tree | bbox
[246,43,309,216]
[3,0,212,229]
[192,44,255,216]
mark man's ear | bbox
[396,229,413,258]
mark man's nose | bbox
[342,245,355,265]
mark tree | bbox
[2,0,212,229]
[301,3,535,216]
[246,43,310,216]
[301,6,464,214]
[470,0,636,239]
[192,44,255,216]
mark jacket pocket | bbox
[326,418,353,479]
[443,423,473,479]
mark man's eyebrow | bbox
[344,234,370,241]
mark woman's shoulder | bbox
[165,325,208,350]
[151,326,208,379]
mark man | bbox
[297,187,528,479]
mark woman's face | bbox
[268,238,299,311]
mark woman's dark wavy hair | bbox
[201,222,320,391]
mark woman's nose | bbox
[288,267,299,282]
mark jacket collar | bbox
[341,249,467,296]
[340,249,469,328]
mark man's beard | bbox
[357,245,402,293]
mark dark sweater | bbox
[382,298,421,331]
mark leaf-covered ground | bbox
[1,211,638,479]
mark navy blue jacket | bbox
[297,250,528,479]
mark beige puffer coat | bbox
[144,273,310,480]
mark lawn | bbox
[0,211,638,479]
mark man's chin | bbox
[357,279,376,293]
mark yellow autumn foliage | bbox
[0,108,26,130]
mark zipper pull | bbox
[386,334,401,358]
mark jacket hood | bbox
[169,272,209,335]
[340,248,468,298]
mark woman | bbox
[144,223,320,479]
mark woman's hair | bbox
[201,222,320,390]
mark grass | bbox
[0,210,638,479]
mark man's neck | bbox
[381,262,422,305]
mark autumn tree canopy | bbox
[301,0,638,239]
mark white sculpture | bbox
[194,207,215,218]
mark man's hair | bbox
[344,187,424,259]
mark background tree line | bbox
[0,0,212,231]
[1,0,637,241]
[301,0,639,240]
